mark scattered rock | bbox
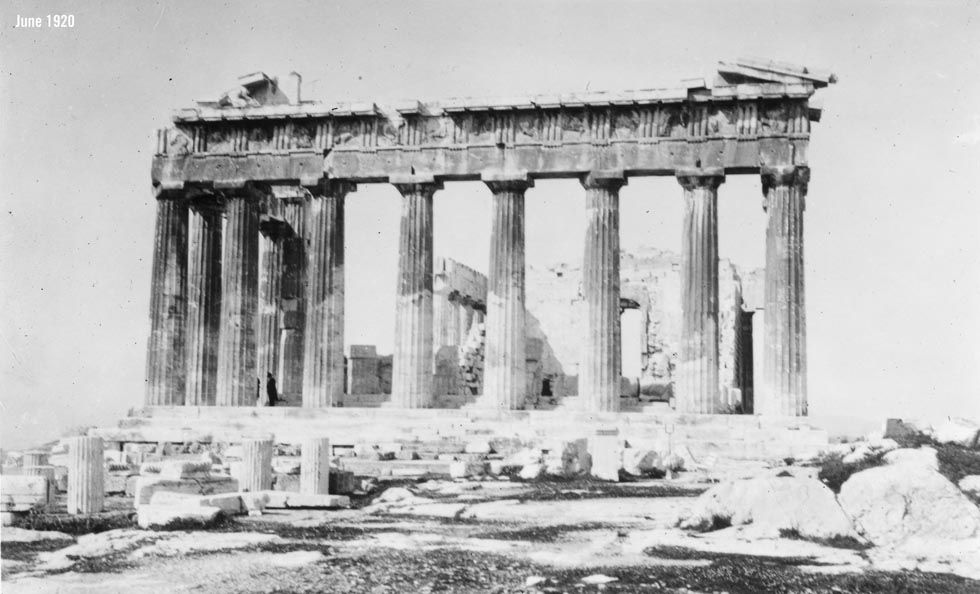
[839,463,980,544]
[932,418,980,448]
[581,574,618,585]
[1,526,74,543]
[882,446,938,471]
[137,504,223,529]
[267,550,327,567]
[519,463,543,480]
[525,575,547,587]
[622,449,663,476]
[958,475,980,498]
[375,487,415,503]
[680,475,859,540]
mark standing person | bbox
[266,372,279,407]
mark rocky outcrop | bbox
[838,463,980,544]
[680,475,858,540]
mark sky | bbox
[1,0,978,449]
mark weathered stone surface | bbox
[580,173,625,413]
[543,439,591,477]
[67,436,104,515]
[134,476,239,507]
[622,449,663,476]
[158,460,212,480]
[303,182,351,407]
[839,464,980,544]
[449,461,486,479]
[0,526,73,543]
[931,417,980,448]
[958,475,980,498]
[300,438,330,495]
[185,198,223,406]
[481,174,531,410]
[1,475,50,512]
[675,169,724,413]
[589,428,621,481]
[680,475,858,540]
[241,438,274,492]
[882,446,938,471]
[137,504,223,529]
[145,192,188,406]
[518,463,543,480]
[149,491,245,514]
[250,490,350,509]
[216,191,261,406]
[390,177,440,408]
[757,166,809,416]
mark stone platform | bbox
[93,406,829,464]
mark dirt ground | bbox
[3,478,979,594]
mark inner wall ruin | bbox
[147,59,836,417]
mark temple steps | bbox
[92,406,829,464]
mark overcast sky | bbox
[2,0,978,449]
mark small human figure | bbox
[266,372,279,407]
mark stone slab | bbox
[133,476,239,508]
[137,504,223,529]
[1,475,50,511]
[149,491,245,514]
[252,491,350,509]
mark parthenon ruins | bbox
[147,59,836,421]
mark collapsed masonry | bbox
[346,249,761,413]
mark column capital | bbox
[481,170,534,193]
[304,178,357,198]
[675,167,726,191]
[581,170,627,191]
[391,173,443,197]
[187,192,225,216]
[761,165,810,193]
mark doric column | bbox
[67,436,104,515]
[390,175,441,408]
[580,171,626,412]
[481,172,533,410]
[279,193,309,403]
[185,196,223,406]
[303,180,353,408]
[759,165,809,416]
[257,200,294,393]
[300,437,331,495]
[145,188,188,406]
[240,437,273,492]
[215,186,262,406]
[675,168,725,413]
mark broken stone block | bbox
[622,449,663,477]
[543,439,591,477]
[251,490,350,509]
[1,475,50,512]
[590,428,621,482]
[137,504,223,529]
[329,470,356,495]
[133,476,239,508]
[518,463,543,480]
[158,460,212,480]
[273,473,300,492]
[149,491,245,514]
[449,461,485,479]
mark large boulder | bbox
[679,475,858,540]
[838,464,980,544]
[931,418,980,448]
[959,475,980,498]
[882,446,938,471]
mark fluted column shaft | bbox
[145,190,188,406]
[185,198,223,406]
[240,437,273,492]
[676,169,725,413]
[390,177,441,408]
[279,197,308,402]
[300,437,331,495]
[482,175,532,410]
[216,189,261,406]
[580,172,626,412]
[760,165,809,416]
[303,181,352,408]
[257,201,285,385]
[67,436,104,515]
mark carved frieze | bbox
[160,97,811,157]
